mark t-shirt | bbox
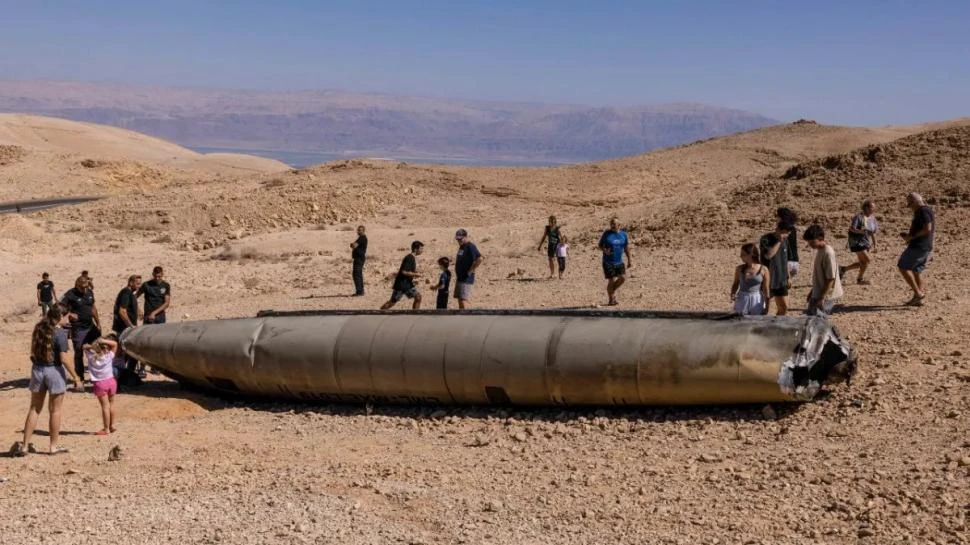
[545,226,561,249]
[31,327,69,366]
[138,279,171,316]
[436,270,452,309]
[62,287,96,329]
[598,230,628,265]
[113,287,138,332]
[352,234,368,260]
[908,206,935,251]
[86,350,115,382]
[848,214,878,248]
[759,233,789,291]
[393,254,417,291]
[811,244,844,301]
[455,242,482,284]
[37,280,55,303]
[556,243,569,258]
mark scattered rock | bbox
[761,405,778,420]
[108,445,124,462]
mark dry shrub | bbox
[262,178,286,188]
[242,276,260,290]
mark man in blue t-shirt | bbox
[453,228,484,310]
[598,217,632,306]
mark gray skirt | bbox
[29,364,68,395]
[733,291,766,316]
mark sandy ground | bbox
[0,116,968,544]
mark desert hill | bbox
[0,114,288,201]
[1,116,968,545]
[0,79,777,163]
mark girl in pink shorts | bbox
[83,336,119,435]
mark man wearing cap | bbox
[898,192,935,306]
[454,229,484,310]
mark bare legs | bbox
[843,250,871,282]
[606,275,625,305]
[97,394,116,433]
[899,268,924,298]
[547,256,557,278]
[769,296,789,316]
[21,391,64,453]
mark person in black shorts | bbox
[113,275,142,373]
[381,241,423,310]
[61,276,101,381]
[138,266,172,324]
[537,215,564,279]
[37,272,57,318]
[759,221,793,315]
[350,225,368,296]
[598,218,632,306]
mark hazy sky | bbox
[1,0,968,125]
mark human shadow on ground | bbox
[299,294,357,299]
[0,378,28,391]
[835,304,913,313]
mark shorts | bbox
[390,287,419,302]
[93,377,118,397]
[454,282,473,301]
[547,245,557,258]
[898,246,931,273]
[29,365,67,395]
[849,243,871,254]
[602,262,626,279]
[770,287,789,298]
[805,298,837,317]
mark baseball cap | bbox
[455,228,468,239]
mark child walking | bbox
[730,242,770,316]
[83,335,119,435]
[432,257,452,309]
[555,236,569,279]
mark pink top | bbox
[85,351,115,382]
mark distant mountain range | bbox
[0,80,778,164]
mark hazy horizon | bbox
[2,1,969,126]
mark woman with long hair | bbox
[731,242,770,315]
[12,305,82,456]
[841,199,878,284]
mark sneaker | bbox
[856,278,871,285]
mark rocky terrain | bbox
[0,80,776,163]
[0,115,967,544]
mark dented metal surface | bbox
[120,310,855,406]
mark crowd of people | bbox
[12,266,173,456]
[13,191,935,456]
[732,192,935,316]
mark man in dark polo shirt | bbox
[113,274,142,375]
[454,229,484,310]
[351,225,368,296]
[61,276,101,381]
[138,266,172,324]
[898,192,935,306]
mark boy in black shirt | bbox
[431,257,452,310]
[381,241,423,310]
[37,272,57,317]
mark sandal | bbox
[94,430,109,436]
[856,279,871,285]
[49,447,69,456]
[905,294,925,306]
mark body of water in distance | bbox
[190,146,575,168]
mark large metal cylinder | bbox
[120,310,855,406]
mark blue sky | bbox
[1,0,968,125]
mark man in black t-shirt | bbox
[36,272,57,318]
[897,192,935,306]
[351,225,368,296]
[138,266,172,324]
[113,275,142,333]
[381,241,423,310]
[61,276,101,380]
